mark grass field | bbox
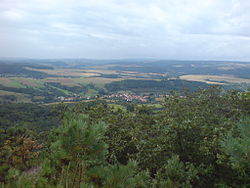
[180,75,250,84]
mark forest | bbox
[105,79,208,93]
[0,86,249,187]
[0,63,53,78]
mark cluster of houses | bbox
[57,93,149,102]
[104,93,148,102]
[57,96,89,102]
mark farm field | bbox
[42,77,125,87]
[28,66,165,79]
[0,77,44,88]
[26,67,101,77]
[180,74,250,85]
[42,75,159,88]
[1,59,250,104]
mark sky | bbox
[0,0,250,60]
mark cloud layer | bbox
[0,0,250,60]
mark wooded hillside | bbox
[0,87,249,187]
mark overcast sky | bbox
[0,0,250,60]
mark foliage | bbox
[0,87,250,187]
[154,155,199,188]
[0,103,59,131]
[0,62,52,78]
[0,127,42,183]
[105,79,208,94]
[219,118,250,187]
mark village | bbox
[57,92,151,103]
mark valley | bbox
[1,59,250,104]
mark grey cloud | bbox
[0,0,249,60]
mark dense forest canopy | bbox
[0,87,250,187]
